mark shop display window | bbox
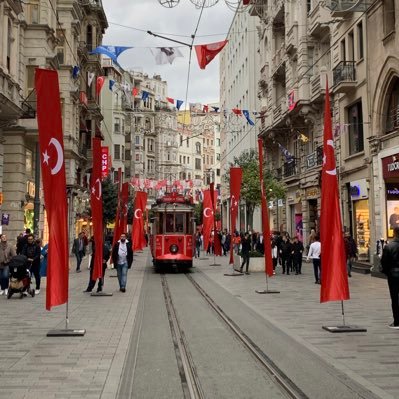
[354,199,370,261]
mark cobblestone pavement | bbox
[1,250,398,399]
[197,254,399,399]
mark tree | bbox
[101,176,118,225]
[194,202,203,225]
[224,148,286,228]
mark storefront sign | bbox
[305,187,320,199]
[386,183,399,238]
[278,199,284,207]
[382,153,399,179]
[101,146,109,178]
[1,213,9,225]
[350,179,368,200]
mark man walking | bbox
[307,233,321,284]
[112,233,133,292]
[0,234,16,296]
[72,232,86,273]
[239,232,251,275]
[344,232,357,277]
[381,226,399,329]
[292,236,304,275]
[22,234,41,294]
[84,240,111,293]
[279,235,292,275]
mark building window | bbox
[86,25,93,52]
[216,138,220,146]
[216,169,220,177]
[385,78,399,133]
[347,101,364,155]
[196,142,201,154]
[384,0,395,36]
[135,153,140,162]
[114,144,121,160]
[216,153,221,161]
[186,138,189,147]
[56,29,65,65]
[114,117,120,133]
[357,22,364,60]
[121,118,125,135]
[7,19,12,71]
[187,156,190,163]
[27,0,40,24]
[135,135,140,145]
[307,0,312,14]
[195,158,201,170]
[122,145,125,161]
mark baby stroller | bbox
[7,255,35,299]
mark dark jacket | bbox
[89,241,111,269]
[241,237,251,256]
[381,238,399,277]
[344,236,357,259]
[22,243,41,268]
[112,241,133,268]
[280,240,293,258]
[292,241,304,260]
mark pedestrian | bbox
[239,232,251,274]
[279,235,292,275]
[257,233,264,254]
[0,234,16,296]
[292,236,304,275]
[307,233,321,284]
[39,241,48,277]
[221,231,227,256]
[84,240,111,293]
[111,233,133,293]
[307,228,316,254]
[22,234,41,294]
[381,226,399,329]
[195,232,202,258]
[344,232,357,277]
[72,232,87,273]
[271,239,278,275]
[233,231,241,254]
[225,231,231,255]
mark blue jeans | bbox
[0,266,9,290]
[117,262,128,289]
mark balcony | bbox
[306,146,323,170]
[283,160,298,178]
[332,61,356,94]
[326,0,371,17]
[286,23,298,54]
[308,2,331,37]
[0,69,23,120]
[78,143,88,158]
[271,44,286,77]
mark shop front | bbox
[304,187,320,238]
[349,179,370,262]
[382,153,399,239]
[287,191,302,240]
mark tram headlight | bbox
[170,244,179,254]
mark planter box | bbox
[234,254,265,272]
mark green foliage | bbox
[194,202,203,225]
[224,148,286,218]
[101,176,118,225]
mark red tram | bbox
[150,193,195,270]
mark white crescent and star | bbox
[91,178,102,200]
[42,138,64,175]
[323,139,337,176]
[203,207,213,218]
[134,209,143,219]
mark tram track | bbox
[161,271,308,399]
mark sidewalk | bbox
[197,255,399,399]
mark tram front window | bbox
[166,213,174,233]
[175,214,184,233]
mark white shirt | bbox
[307,241,321,260]
[118,241,128,265]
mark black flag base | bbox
[255,289,280,294]
[322,325,367,333]
[47,329,86,337]
[90,292,113,297]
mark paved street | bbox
[1,250,398,399]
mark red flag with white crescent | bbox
[320,81,350,303]
[91,137,104,281]
[258,139,274,277]
[210,183,222,256]
[132,191,147,251]
[35,69,69,310]
[195,40,228,70]
[229,167,242,264]
[202,190,214,253]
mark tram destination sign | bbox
[382,154,399,179]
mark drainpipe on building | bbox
[33,141,41,238]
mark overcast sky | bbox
[102,0,235,105]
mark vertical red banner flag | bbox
[320,81,350,303]
[91,138,104,281]
[229,167,242,264]
[112,168,122,251]
[210,183,222,256]
[35,69,69,310]
[132,191,147,251]
[258,139,274,277]
[202,190,214,253]
[120,182,129,235]
[101,146,109,178]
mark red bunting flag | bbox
[320,81,350,303]
[232,108,242,115]
[132,87,139,96]
[132,191,147,251]
[35,69,69,311]
[202,190,214,253]
[258,139,274,277]
[96,76,105,97]
[91,137,104,281]
[203,105,209,113]
[229,167,242,264]
[195,40,228,70]
[166,97,175,104]
[210,183,222,256]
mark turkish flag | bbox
[96,76,105,97]
[202,190,214,253]
[91,138,104,281]
[120,183,129,236]
[210,183,222,256]
[320,81,350,303]
[195,40,228,70]
[258,139,274,277]
[132,191,147,251]
[229,167,242,264]
[35,69,69,310]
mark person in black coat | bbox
[239,232,251,274]
[292,236,304,275]
[84,238,111,293]
[381,226,399,329]
[279,235,292,275]
[111,233,133,292]
[22,234,41,293]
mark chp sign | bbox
[101,146,109,178]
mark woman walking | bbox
[0,234,16,296]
